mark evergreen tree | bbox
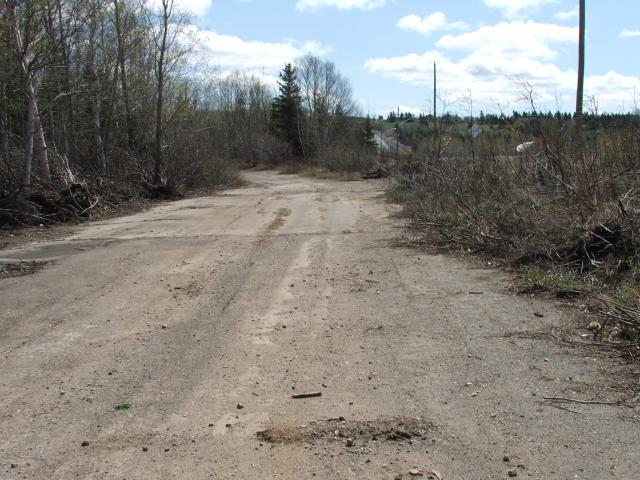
[362,115,376,148]
[271,63,303,155]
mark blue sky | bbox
[171,0,639,114]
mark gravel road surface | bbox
[1,171,637,479]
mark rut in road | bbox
[0,171,637,480]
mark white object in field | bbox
[516,141,535,153]
[469,123,482,139]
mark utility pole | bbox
[575,0,585,127]
[575,0,586,193]
[396,106,400,160]
[433,62,438,160]
[379,119,383,161]
[433,62,437,122]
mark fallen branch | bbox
[543,396,618,405]
[0,208,61,224]
[292,392,322,399]
[547,403,583,415]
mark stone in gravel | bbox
[142,447,148,452]
[409,468,423,476]
[508,470,518,477]
[81,441,90,447]
[237,403,245,409]
[503,456,510,462]
[346,438,354,447]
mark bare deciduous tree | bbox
[6,0,51,185]
[295,54,355,159]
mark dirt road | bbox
[1,171,638,479]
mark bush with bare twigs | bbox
[389,112,640,341]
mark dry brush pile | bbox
[390,114,640,343]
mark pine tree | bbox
[271,63,303,155]
[362,115,376,148]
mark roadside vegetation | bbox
[384,2,640,350]
[0,0,376,229]
[386,107,640,346]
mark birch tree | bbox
[6,0,51,185]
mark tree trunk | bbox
[0,80,9,155]
[8,0,50,185]
[114,0,135,151]
[102,63,119,175]
[23,80,36,186]
[34,113,50,182]
[153,0,171,186]
[88,3,107,176]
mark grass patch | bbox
[518,266,579,292]
[612,285,640,305]
[385,183,416,204]
[114,403,130,411]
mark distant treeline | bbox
[385,109,640,130]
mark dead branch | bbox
[542,396,618,405]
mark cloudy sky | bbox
[173,0,639,115]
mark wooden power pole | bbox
[575,0,586,194]
[433,62,437,121]
[576,0,585,128]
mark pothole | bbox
[0,260,50,278]
[256,416,436,450]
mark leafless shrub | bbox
[392,114,640,275]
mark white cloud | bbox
[186,25,331,76]
[484,0,557,18]
[147,0,212,17]
[437,21,576,61]
[397,12,469,35]
[554,5,579,21]
[620,29,640,38]
[296,0,385,11]
[364,21,640,112]
[365,50,573,110]
[396,105,423,115]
